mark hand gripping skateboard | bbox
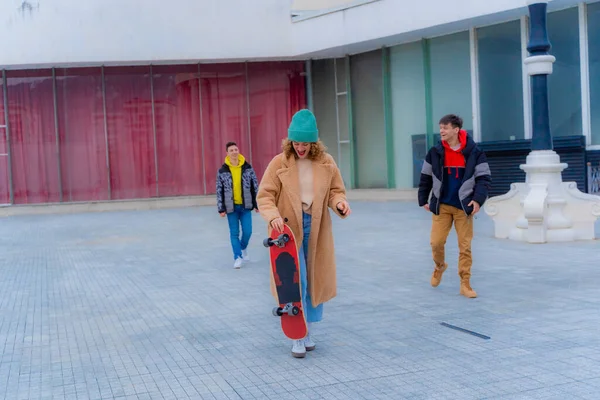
[263,223,307,340]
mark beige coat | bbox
[257,151,348,307]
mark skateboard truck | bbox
[263,233,290,248]
[272,303,300,317]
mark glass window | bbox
[390,41,427,189]
[547,7,581,138]
[6,69,60,204]
[351,49,388,188]
[55,67,109,202]
[312,58,352,188]
[291,0,380,20]
[103,66,155,200]
[478,20,524,142]
[152,65,204,197]
[588,2,600,145]
[1,62,312,203]
[430,31,473,133]
[200,64,249,196]
[248,61,306,181]
[0,72,9,204]
[311,59,338,157]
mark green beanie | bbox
[288,109,318,143]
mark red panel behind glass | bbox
[104,66,156,200]
[201,64,249,195]
[0,74,9,204]
[152,65,204,196]
[55,67,109,202]
[6,69,60,204]
[247,62,306,181]
[0,62,306,204]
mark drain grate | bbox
[440,322,490,340]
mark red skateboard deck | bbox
[263,224,307,340]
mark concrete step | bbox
[0,189,417,217]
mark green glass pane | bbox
[546,7,581,137]
[390,41,427,189]
[312,59,338,159]
[351,49,387,188]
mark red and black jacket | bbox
[418,130,492,216]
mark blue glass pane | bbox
[588,2,600,145]
[430,31,473,132]
[547,7,581,137]
[478,20,525,142]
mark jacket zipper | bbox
[228,166,249,210]
[437,151,443,215]
[459,150,468,217]
[439,148,469,217]
[460,194,468,217]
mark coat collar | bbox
[275,153,333,224]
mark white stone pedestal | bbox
[484,150,600,243]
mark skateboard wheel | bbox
[291,306,299,316]
[272,307,282,317]
[263,238,272,248]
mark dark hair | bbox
[225,141,237,151]
[439,114,463,129]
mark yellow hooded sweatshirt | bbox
[225,154,245,205]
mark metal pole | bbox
[150,65,159,197]
[305,60,314,111]
[101,66,112,200]
[60,69,73,202]
[2,70,14,205]
[578,3,592,147]
[525,0,555,151]
[422,39,433,149]
[333,58,342,165]
[345,55,357,189]
[382,47,395,189]
[245,62,253,163]
[198,63,207,195]
[587,162,591,194]
[52,68,63,202]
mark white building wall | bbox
[293,0,582,57]
[0,0,583,68]
[0,0,295,68]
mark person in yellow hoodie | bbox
[216,141,260,269]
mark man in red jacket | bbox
[418,114,492,298]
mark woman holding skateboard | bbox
[257,109,351,358]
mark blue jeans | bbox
[299,212,324,323]
[226,205,252,260]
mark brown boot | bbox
[430,263,448,287]
[460,280,477,298]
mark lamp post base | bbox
[484,150,600,243]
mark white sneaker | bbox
[291,340,306,358]
[242,249,250,262]
[233,257,243,269]
[304,333,315,351]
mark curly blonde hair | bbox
[282,138,328,160]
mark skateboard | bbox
[263,223,307,340]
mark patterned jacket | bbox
[418,133,492,216]
[216,161,259,214]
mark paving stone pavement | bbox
[0,201,599,400]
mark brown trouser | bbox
[430,204,474,280]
